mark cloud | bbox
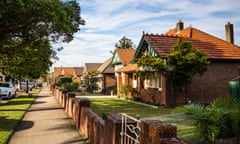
[52,0,240,69]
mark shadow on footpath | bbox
[14,120,34,132]
[0,116,33,132]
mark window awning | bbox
[117,64,139,72]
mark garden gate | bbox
[120,113,141,144]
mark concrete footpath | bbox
[8,83,88,144]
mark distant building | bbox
[53,67,84,84]
[97,57,116,94]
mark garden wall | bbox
[52,86,187,144]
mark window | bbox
[144,73,162,91]
[132,74,137,88]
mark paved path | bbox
[8,84,88,144]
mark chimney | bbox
[176,20,184,32]
[225,22,234,44]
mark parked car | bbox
[0,82,17,99]
[20,81,36,91]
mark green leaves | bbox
[137,54,166,79]
[115,36,135,49]
[167,38,210,88]
[137,54,166,72]
[184,97,240,142]
[0,0,85,79]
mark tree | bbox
[1,39,53,80]
[115,36,135,49]
[0,0,85,79]
[167,38,210,88]
[0,0,85,46]
[84,70,100,93]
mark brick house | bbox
[117,21,240,106]
[97,57,116,94]
[54,67,84,84]
[111,48,136,96]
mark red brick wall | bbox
[131,76,168,106]
[52,87,187,144]
[185,62,239,104]
[104,74,116,88]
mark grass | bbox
[89,98,201,143]
[0,89,39,144]
[89,98,173,118]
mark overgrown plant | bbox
[184,96,240,143]
[84,70,100,93]
[55,76,79,92]
[118,83,133,98]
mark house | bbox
[54,67,84,84]
[82,63,102,92]
[117,20,240,106]
[97,57,116,94]
[111,48,136,96]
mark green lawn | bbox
[89,98,200,143]
[0,90,39,144]
[89,98,173,118]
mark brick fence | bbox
[52,86,187,144]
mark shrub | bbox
[184,96,240,143]
[63,82,79,92]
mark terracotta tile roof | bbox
[116,48,136,65]
[144,26,240,59]
[117,64,139,72]
[54,67,83,77]
[98,57,114,74]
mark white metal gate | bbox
[120,113,141,144]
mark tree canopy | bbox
[167,38,210,88]
[0,0,85,79]
[115,36,135,49]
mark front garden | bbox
[89,96,240,144]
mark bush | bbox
[55,76,72,87]
[63,82,79,92]
[184,96,240,143]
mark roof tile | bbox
[116,48,136,65]
[147,26,240,59]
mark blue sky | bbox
[52,0,240,68]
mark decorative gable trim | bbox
[111,51,121,65]
[131,34,161,63]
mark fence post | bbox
[66,92,75,117]
[105,114,122,144]
[74,98,90,129]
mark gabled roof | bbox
[74,67,84,76]
[98,57,114,74]
[134,26,240,60]
[111,48,136,65]
[165,26,240,59]
[83,63,102,74]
